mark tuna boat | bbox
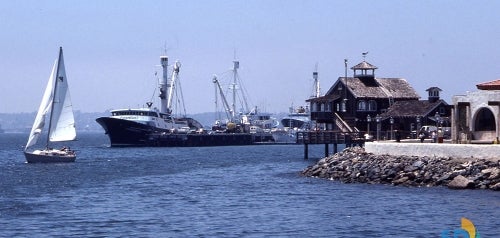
[96,55,253,147]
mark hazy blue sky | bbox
[1,0,499,114]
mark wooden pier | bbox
[296,131,365,159]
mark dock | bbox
[296,131,365,159]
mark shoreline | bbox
[301,146,500,190]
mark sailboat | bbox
[24,47,77,163]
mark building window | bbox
[357,100,367,111]
[439,106,445,114]
[368,100,377,111]
[325,102,331,112]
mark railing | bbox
[334,112,354,132]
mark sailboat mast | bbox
[45,47,63,148]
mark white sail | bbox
[25,48,76,150]
[25,60,57,150]
[48,49,76,142]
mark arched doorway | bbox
[474,107,496,131]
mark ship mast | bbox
[159,55,169,113]
[231,61,238,120]
[312,63,320,98]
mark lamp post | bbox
[416,116,421,138]
[435,111,441,127]
[376,114,381,141]
[366,115,371,138]
[416,116,421,130]
[342,59,348,113]
[390,116,394,140]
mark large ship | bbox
[96,55,254,147]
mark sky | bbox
[1,0,500,114]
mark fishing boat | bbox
[96,56,205,146]
[96,53,257,147]
[211,61,276,142]
[24,47,77,163]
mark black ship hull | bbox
[147,133,253,147]
[96,117,159,146]
[96,117,257,147]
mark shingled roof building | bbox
[307,59,450,139]
[381,87,450,138]
[452,79,500,143]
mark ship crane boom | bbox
[166,61,181,114]
[213,75,233,122]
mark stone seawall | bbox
[301,147,500,190]
[365,142,500,161]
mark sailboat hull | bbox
[24,150,76,163]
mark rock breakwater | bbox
[301,147,500,190]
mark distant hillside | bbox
[0,111,289,133]
[0,111,107,133]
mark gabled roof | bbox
[381,99,448,118]
[325,77,420,99]
[476,79,500,90]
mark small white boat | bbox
[272,105,315,143]
[24,47,77,163]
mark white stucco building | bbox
[452,79,500,143]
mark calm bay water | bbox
[0,132,498,237]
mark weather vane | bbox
[362,51,369,61]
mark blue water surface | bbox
[0,132,498,237]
